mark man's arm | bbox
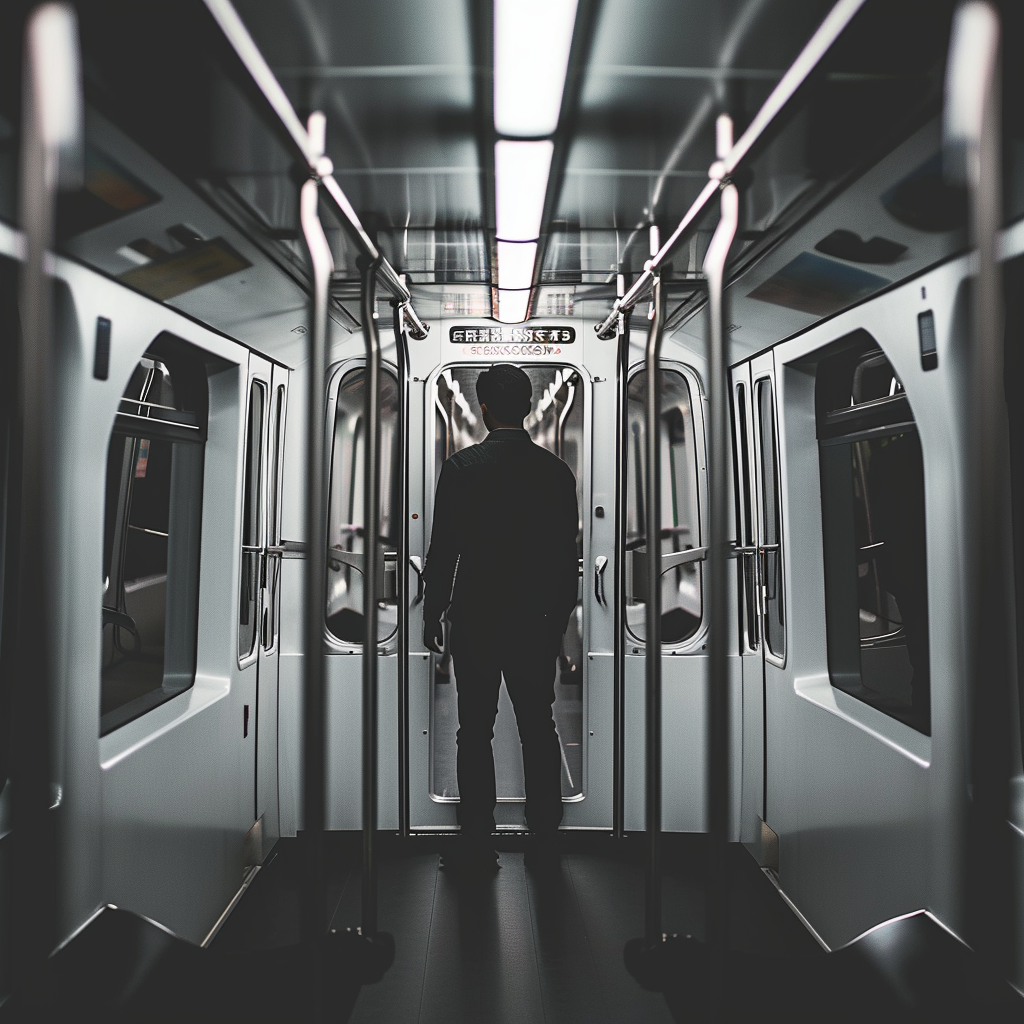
[422,460,460,650]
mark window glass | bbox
[264,385,285,651]
[733,383,758,650]
[757,380,785,660]
[326,367,400,645]
[238,383,265,661]
[626,369,703,644]
[101,347,205,734]
[817,342,930,733]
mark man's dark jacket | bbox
[423,428,579,631]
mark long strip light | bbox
[495,140,553,242]
[494,0,579,137]
[492,0,577,324]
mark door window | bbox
[326,366,400,645]
[756,379,785,661]
[625,369,703,645]
[101,340,206,734]
[817,341,930,733]
[238,382,265,662]
[263,384,285,652]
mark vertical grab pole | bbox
[298,112,333,1017]
[702,114,740,1006]
[612,305,631,840]
[643,278,666,945]
[360,257,383,936]
[11,2,82,996]
[944,1,1012,974]
[392,299,411,839]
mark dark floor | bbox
[213,833,821,1023]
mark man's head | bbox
[476,363,532,429]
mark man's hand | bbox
[423,617,444,655]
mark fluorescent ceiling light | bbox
[495,140,552,241]
[497,289,531,324]
[497,240,538,291]
[494,0,578,137]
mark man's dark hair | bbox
[476,364,532,425]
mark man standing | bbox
[423,364,580,875]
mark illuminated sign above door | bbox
[449,326,575,344]
[448,325,576,357]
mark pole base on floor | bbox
[623,933,707,992]
[328,926,396,984]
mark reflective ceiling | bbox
[0,0,978,334]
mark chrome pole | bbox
[593,0,867,340]
[392,299,411,839]
[702,115,740,1005]
[944,0,1012,974]
[298,114,333,1019]
[643,277,666,944]
[612,307,631,840]
[360,258,383,935]
[11,1,82,994]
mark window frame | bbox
[100,336,208,736]
[815,340,931,735]
[323,358,402,653]
[623,361,709,652]
[753,375,787,666]
[237,378,267,668]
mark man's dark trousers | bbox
[451,612,564,839]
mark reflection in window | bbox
[101,343,205,734]
[626,370,703,644]
[818,341,930,733]
[326,367,400,645]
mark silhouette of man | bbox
[423,364,579,874]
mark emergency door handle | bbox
[595,555,609,606]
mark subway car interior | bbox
[3,0,1024,1019]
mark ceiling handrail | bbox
[593,0,867,340]
[202,0,429,339]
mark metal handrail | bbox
[360,257,383,936]
[612,306,631,839]
[202,0,429,340]
[298,114,333,1013]
[702,116,741,1006]
[12,0,83,995]
[593,0,868,340]
[944,0,1011,971]
[642,275,666,945]
[392,300,412,839]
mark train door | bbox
[732,352,785,854]
[622,361,710,833]
[255,367,287,849]
[410,364,594,829]
[236,355,273,853]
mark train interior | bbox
[2,0,1024,1020]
